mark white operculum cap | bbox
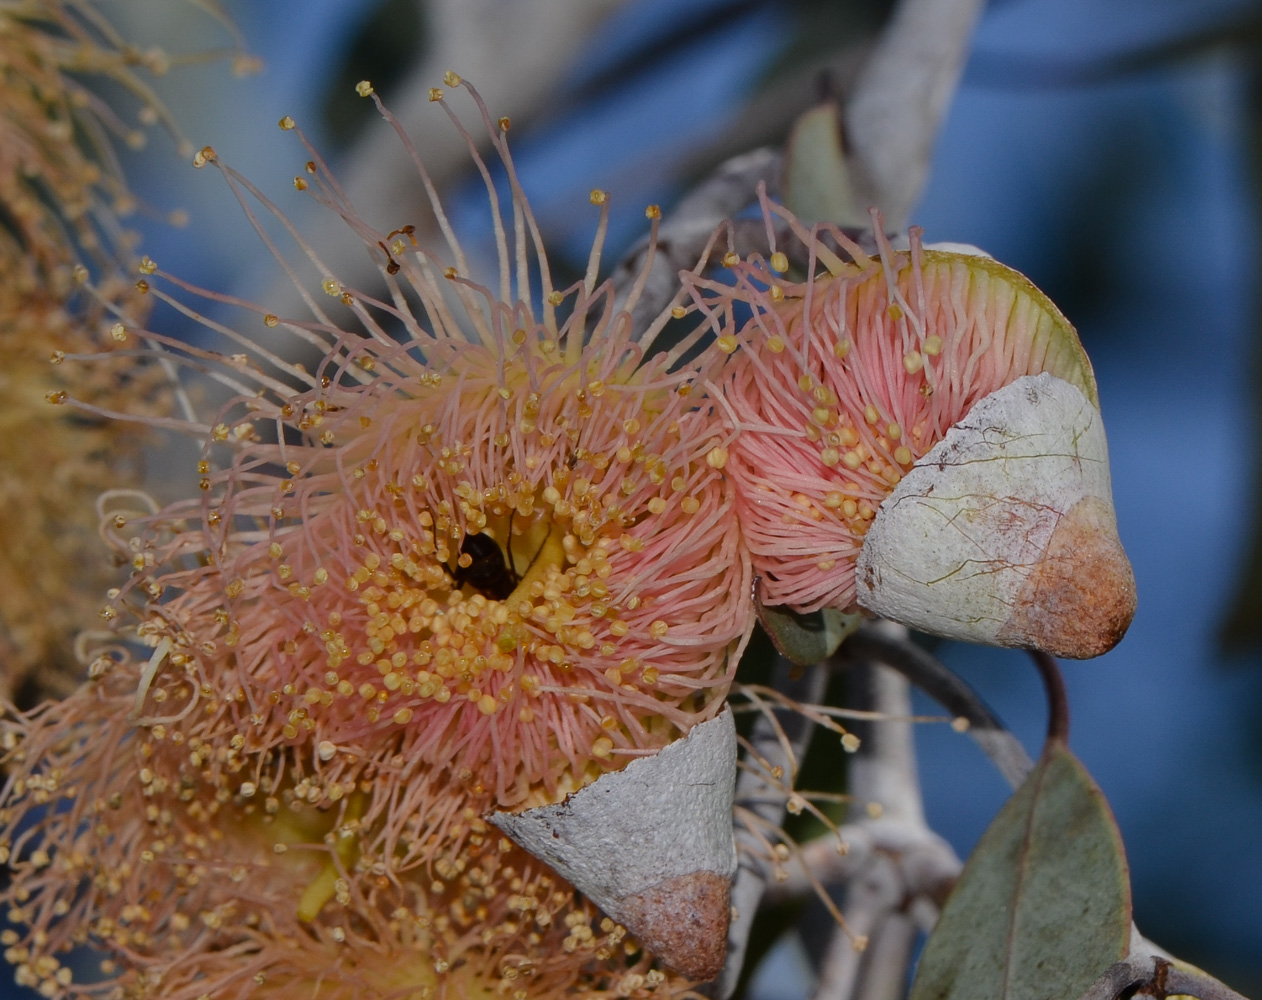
[490,708,738,982]
[855,373,1136,658]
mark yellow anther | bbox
[498,116,511,132]
[717,334,738,354]
[923,335,942,356]
[769,251,789,273]
[428,87,444,102]
[706,446,728,469]
[279,116,296,130]
[864,405,879,425]
[894,446,913,465]
[903,352,924,375]
[722,251,740,268]
[766,336,785,354]
[110,323,127,341]
[645,204,661,219]
[443,70,462,87]
[590,189,607,205]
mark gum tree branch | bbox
[813,854,904,1000]
[716,656,828,1000]
[612,146,782,333]
[843,0,987,229]
[856,912,918,1000]
[1075,954,1251,1000]
[813,622,926,1000]
[761,822,959,914]
[841,625,1035,789]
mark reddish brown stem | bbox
[1030,649,1070,747]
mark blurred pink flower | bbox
[0,668,702,999]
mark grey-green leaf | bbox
[783,101,866,227]
[909,742,1131,1000]
[753,585,861,666]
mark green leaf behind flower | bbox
[753,582,862,666]
[909,742,1131,1000]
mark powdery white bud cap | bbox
[491,708,738,981]
[856,373,1136,658]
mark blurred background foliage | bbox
[15,0,1262,996]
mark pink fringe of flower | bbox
[64,80,753,816]
[686,198,1089,613]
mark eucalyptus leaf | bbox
[909,742,1131,1000]
[783,101,867,227]
[753,584,861,666]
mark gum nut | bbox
[490,708,738,981]
[855,373,1136,658]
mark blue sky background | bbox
[99,0,1262,996]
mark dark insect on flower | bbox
[454,531,518,600]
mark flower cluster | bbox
[0,64,1136,999]
[1,76,746,998]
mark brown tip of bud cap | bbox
[619,870,731,982]
[1000,495,1137,658]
